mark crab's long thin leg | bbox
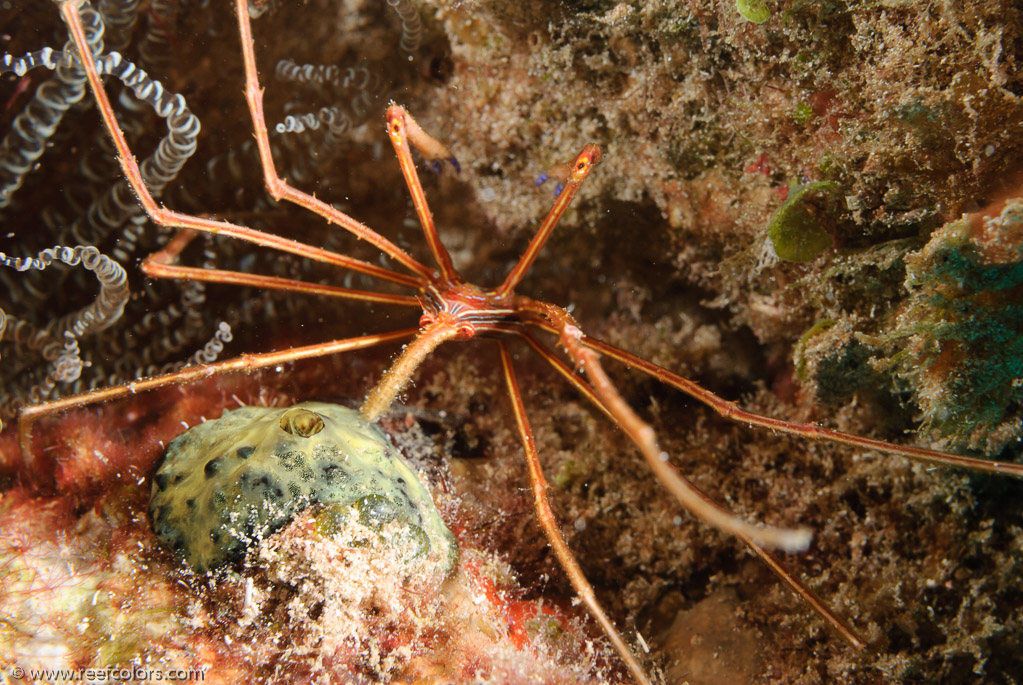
[143,230,422,307]
[235,0,435,282]
[19,327,419,471]
[144,259,420,306]
[360,317,470,421]
[525,306,813,551]
[497,342,652,685]
[495,145,602,298]
[516,329,867,650]
[563,331,1023,479]
[58,1,421,290]
[385,105,459,282]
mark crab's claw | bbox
[536,161,573,198]
[389,104,460,174]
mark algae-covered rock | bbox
[881,201,1023,455]
[149,402,457,573]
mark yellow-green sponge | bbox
[149,402,456,573]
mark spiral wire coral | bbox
[0,3,220,426]
[0,245,128,415]
[0,0,433,429]
[386,0,422,53]
[97,0,140,53]
[2,34,201,354]
[274,59,381,152]
[268,0,419,159]
[138,0,178,73]
[0,8,103,209]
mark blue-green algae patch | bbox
[883,202,1023,455]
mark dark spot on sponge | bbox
[154,472,170,492]
[204,456,224,479]
[358,494,399,528]
[279,451,306,472]
[321,463,350,486]
[237,446,255,459]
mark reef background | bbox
[2,0,1022,683]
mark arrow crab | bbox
[3,0,1023,682]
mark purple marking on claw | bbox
[448,156,461,174]
[535,172,549,187]
[553,183,564,198]
[428,160,442,175]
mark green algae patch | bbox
[768,180,839,263]
[792,101,814,126]
[736,0,771,24]
[552,458,578,489]
[793,319,837,382]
